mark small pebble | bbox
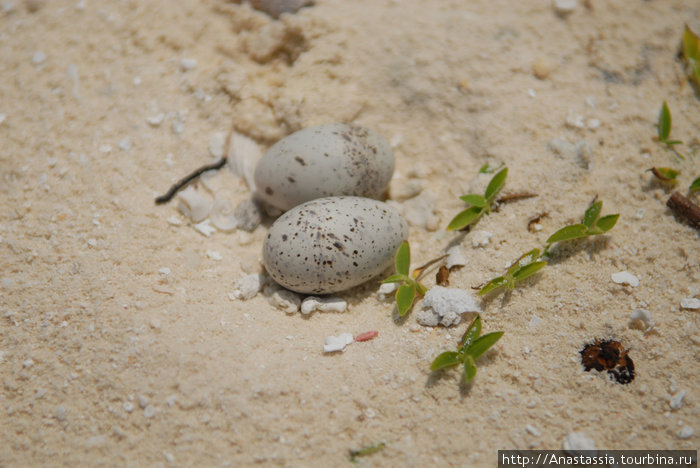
[32,50,46,64]
[532,57,552,79]
[146,113,165,127]
[123,402,134,413]
[233,199,263,232]
[669,390,687,410]
[180,58,197,71]
[0,114,6,125]
[676,426,694,439]
[629,308,653,332]
[635,209,645,220]
[158,267,171,275]
[172,114,184,135]
[138,395,149,408]
[611,271,639,287]
[119,137,131,151]
[166,216,182,226]
[525,425,541,437]
[528,315,543,330]
[323,333,353,353]
[680,297,700,310]
[143,405,155,418]
[231,274,266,300]
[206,250,223,261]
[249,0,313,19]
[587,118,601,130]
[377,282,398,301]
[301,296,348,315]
[264,283,301,314]
[56,405,67,421]
[22,358,34,368]
[562,431,596,453]
[553,0,577,17]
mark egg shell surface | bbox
[263,196,408,294]
[254,123,394,211]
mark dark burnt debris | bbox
[580,339,635,385]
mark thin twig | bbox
[527,212,549,232]
[496,192,538,204]
[154,158,227,204]
[667,191,700,230]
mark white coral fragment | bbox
[231,274,266,300]
[323,333,354,353]
[210,198,238,231]
[416,286,481,327]
[264,284,301,314]
[301,296,348,315]
[177,187,213,223]
[680,297,700,310]
[629,308,653,332]
[228,132,262,192]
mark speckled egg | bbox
[254,123,394,211]
[263,196,408,294]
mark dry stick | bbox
[496,192,538,204]
[667,191,700,230]
[154,158,227,204]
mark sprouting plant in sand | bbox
[382,241,428,316]
[545,200,619,248]
[478,248,547,296]
[648,167,680,185]
[690,176,700,193]
[447,167,508,231]
[657,101,686,160]
[478,200,619,296]
[430,315,503,384]
[682,24,700,88]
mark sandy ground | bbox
[1,0,699,466]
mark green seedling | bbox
[430,315,504,384]
[382,241,428,316]
[349,442,386,463]
[478,162,505,174]
[447,167,508,231]
[546,200,619,247]
[657,101,685,160]
[690,176,700,193]
[648,167,680,184]
[478,248,547,296]
[682,24,700,87]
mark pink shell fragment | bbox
[355,331,378,342]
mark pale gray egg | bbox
[254,123,394,211]
[263,196,408,294]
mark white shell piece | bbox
[323,333,354,353]
[210,198,238,231]
[445,246,466,269]
[228,132,262,192]
[177,187,213,223]
[680,297,700,310]
[629,308,653,332]
[377,282,399,301]
[300,296,348,315]
[611,271,639,287]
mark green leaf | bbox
[460,315,482,352]
[658,101,671,142]
[416,282,428,297]
[429,351,463,371]
[593,214,619,233]
[396,282,416,316]
[683,24,700,61]
[381,274,406,284]
[459,194,487,207]
[395,241,410,276]
[583,201,602,228]
[546,224,588,244]
[478,163,491,174]
[463,355,477,383]
[512,261,547,283]
[446,206,483,231]
[478,276,507,296]
[467,331,504,360]
[690,176,700,193]
[485,167,508,201]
